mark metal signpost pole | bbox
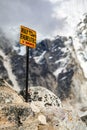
[26,46,29,102]
[20,25,36,102]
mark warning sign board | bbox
[20,25,36,48]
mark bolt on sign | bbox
[20,25,36,48]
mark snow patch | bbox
[13,46,26,56]
[49,56,53,59]
[53,68,63,77]
[34,51,46,64]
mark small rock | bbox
[38,114,47,125]
[30,102,40,113]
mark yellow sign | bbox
[20,25,36,48]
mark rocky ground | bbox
[0,79,87,130]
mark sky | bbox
[0,0,87,42]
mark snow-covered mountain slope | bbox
[71,14,87,105]
[0,49,20,92]
[73,14,87,78]
[28,36,76,100]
